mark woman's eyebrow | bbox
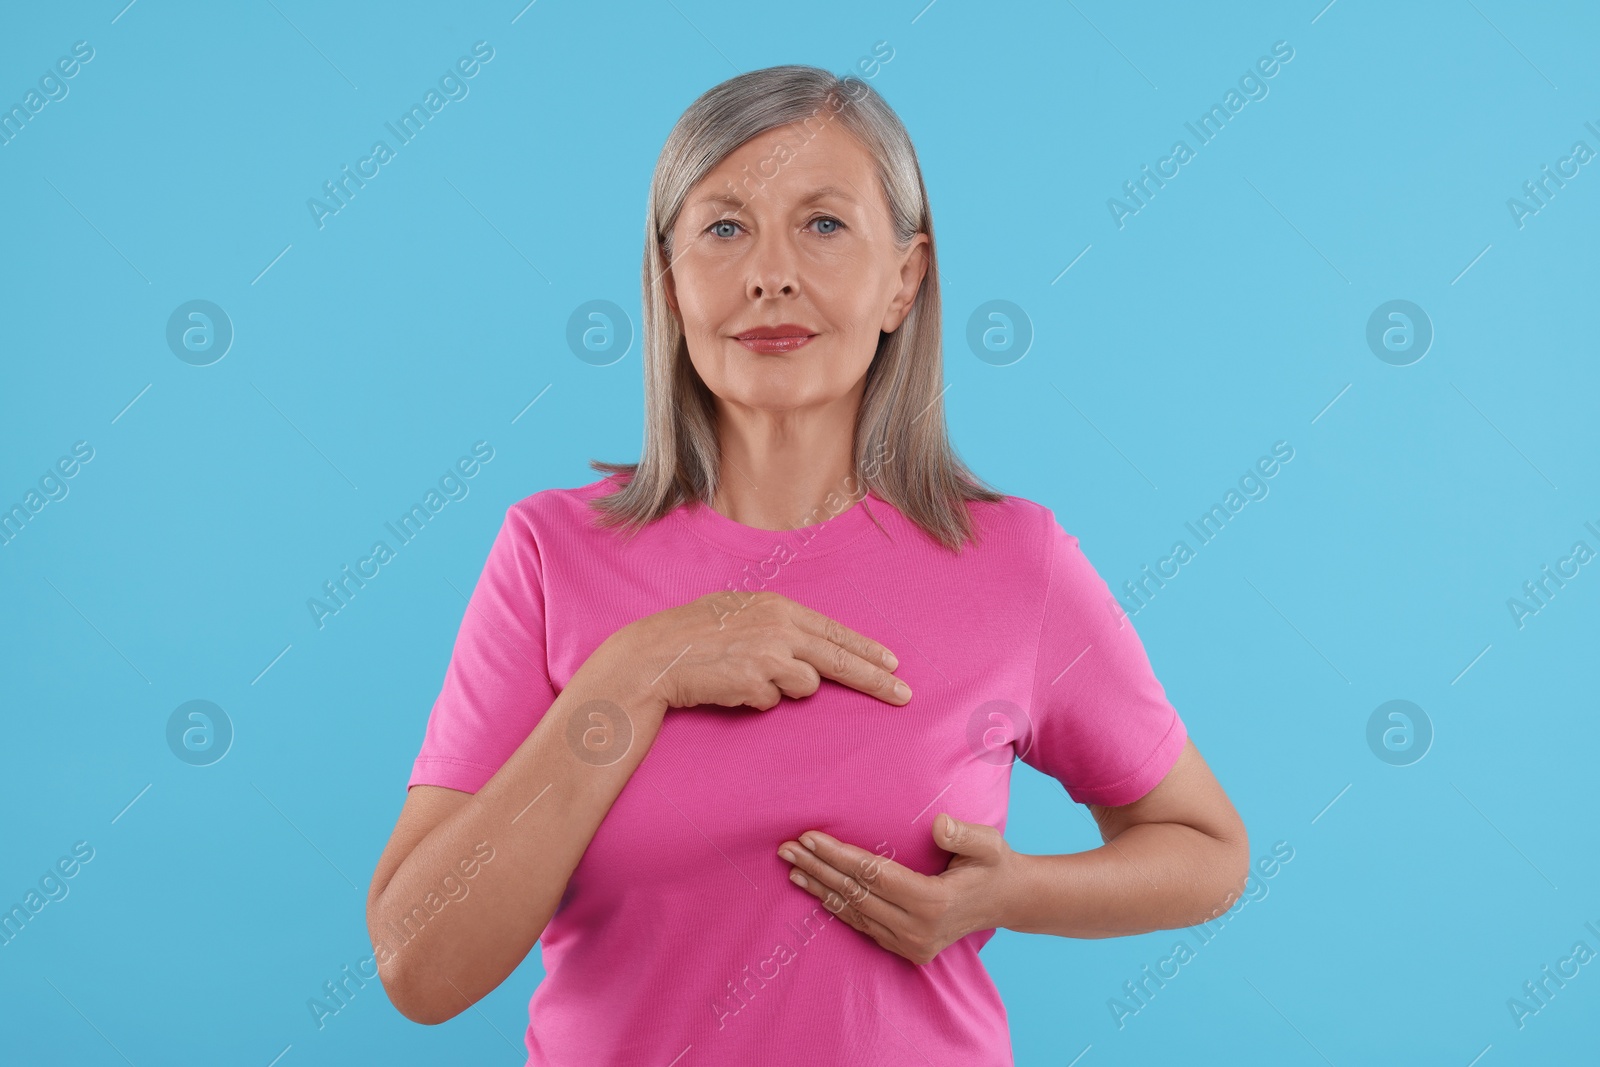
[690,184,860,211]
[795,184,859,206]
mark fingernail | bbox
[800,835,817,851]
[882,649,899,669]
[778,847,795,862]
[894,681,911,700]
[790,871,807,888]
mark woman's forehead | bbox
[686,124,878,209]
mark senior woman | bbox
[366,65,1248,1065]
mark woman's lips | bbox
[736,334,815,353]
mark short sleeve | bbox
[407,503,559,794]
[1019,509,1187,807]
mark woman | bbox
[367,65,1248,1065]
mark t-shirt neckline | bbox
[672,487,884,561]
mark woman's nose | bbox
[745,231,799,299]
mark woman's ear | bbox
[881,233,930,334]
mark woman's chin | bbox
[727,388,825,414]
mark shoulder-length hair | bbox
[589,63,1004,552]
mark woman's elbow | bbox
[377,960,470,1026]
[365,913,468,1026]
[1193,814,1251,925]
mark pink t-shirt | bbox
[407,475,1186,1066]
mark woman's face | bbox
[664,118,929,416]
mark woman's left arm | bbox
[779,739,1249,963]
[994,738,1249,939]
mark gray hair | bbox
[589,64,1003,551]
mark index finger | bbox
[787,831,919,911]
[786,599,899,672]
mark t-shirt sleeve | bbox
[407,502,559,794]
[1019,508,1187,807]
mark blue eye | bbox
[705,216,844,238]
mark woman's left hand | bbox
[777,813,1014,966]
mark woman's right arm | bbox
[367,631,668,1024]
[366,590,907,1025]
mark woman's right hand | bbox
[606,590,911,712]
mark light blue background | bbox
[2,1,1596,1063]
